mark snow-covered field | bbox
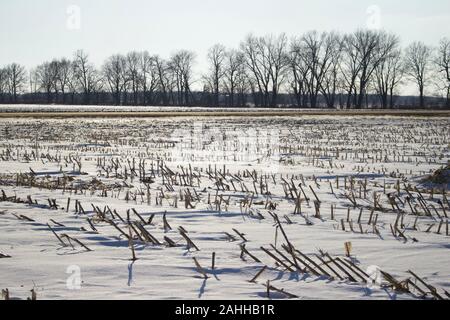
[0,115,449,300]
[0,104,297,113]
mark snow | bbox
[0,105,297,113]
[0,114,449,300]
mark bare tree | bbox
[126,51,140,105]
[291,31,343,108]
[340,30,397,108]
[66,65,78,105]
[102,54,127,105]
[0,68,8,103]
[139,51,158,105]
[267,34,290,107]
[374,47,405,109]
[435,38,450,107]
[241,34,289,107]
[234,62,249,107]
[354,30,380,108]
[55,58,72,104]
[90,72,104,105]
[6,63,27,103]
[404,42,432,108]
[319,33,343,108]
[223,49,246,107]
[170,50,196,106]
[153,55,171,105]
[36,61,56,103]
[72,50,98,104]
[289,38,309,107]
[205,44,226,107]
[28,68,39,96]
[241,34,268,107]
[341,33,362,109]
[49,60,61,101]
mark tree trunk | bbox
[419,86,424,108]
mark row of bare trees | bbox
[1,29,449,108]
[26,50,197,106]
[202,31,449,108]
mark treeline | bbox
[1,29,449,108]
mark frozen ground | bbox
[0,115,449,300]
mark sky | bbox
[1,0,449,93]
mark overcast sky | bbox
[1,0,449,88]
